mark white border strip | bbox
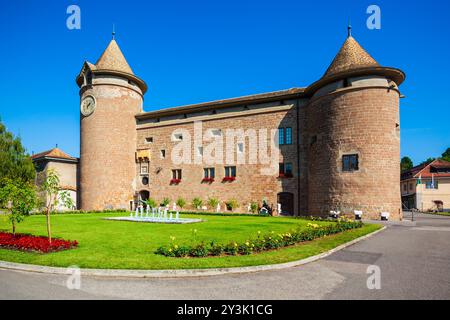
[0,226,386,278]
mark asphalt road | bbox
[1,212,449,300]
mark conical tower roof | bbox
[95,39,134,75]
[323,36,379,78]
[305,33,405,95]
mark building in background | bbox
[31,148,79,211]
[401,159,450,212]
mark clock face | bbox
[80,96,96,116]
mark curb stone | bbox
[0,226,386,278]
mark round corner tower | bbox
[76,38,147,211]
[305,33,405,220]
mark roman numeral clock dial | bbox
[80,95,96,117]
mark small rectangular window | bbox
[237,143,244,153]
[160,150,166,159]
[173,133,183,141]
[145,137,153,144]
[211,129,222,137]
[425,181,438,189]
[279,128,285,145]
[197,146,203,156]
[342,154,359,172]
[225,166,236,177]
[140,164,148,175]
[204,168,215,179]
[279,162,293,177]
[285,128,292,144]
[285,163,293,175]
[172,169,182,180]
[279,163,285,175]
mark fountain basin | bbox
[104,217,203,224]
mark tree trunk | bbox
[12,220,16,237]
[46,208,52,244]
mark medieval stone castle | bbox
[33,30,405,220]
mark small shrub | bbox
[176,197,186,209]
[143,198,157,209]
[224,242,239,255]
[161,198,170,207]
[225,199,239,211]
[209,241,224,256]
[192,197,203,209]
[250,202,258,214]
[207,197,219,210]
[189,243,209,257]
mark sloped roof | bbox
[95,39,134,75]
[324,36,379,78]
[31,148,78,162]
[401,159,450,180]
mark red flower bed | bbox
[0,232,78,253]
[201,177,214,183]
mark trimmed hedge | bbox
[155,219,363,258]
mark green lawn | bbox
[0,213,381,269]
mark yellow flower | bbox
[245,242,250,246]
[170,236,176,241]
[174,245,178,249]
[168,249,172,252]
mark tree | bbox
[442,148,450,162]
[39,169,74,243]
[420,157,436,166]
[0,179,37,236]
[400,157,413,172]
[0,118,35,183]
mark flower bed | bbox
[0,232,78,253]
[155,219,363,257]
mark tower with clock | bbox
[76,37,147,211]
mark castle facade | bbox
[75,32,405,220]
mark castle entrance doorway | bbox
[277,192,294,216]
[139,190,150,203]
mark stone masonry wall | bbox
[80,83,142,211]
[306,86,402,220]
[135,104,300,214]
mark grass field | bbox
[0,213,381,269]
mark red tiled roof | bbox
[31,148,77,161]
[402,159,450,180]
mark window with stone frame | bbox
[140,163,149,175]
[203,168,215,179]
[279,162,293,177]
[342,154,359,172]
[224,166,236,178]
[172,169,182,180]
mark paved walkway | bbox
[1,212,449,299]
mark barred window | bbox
[342,154,359,172]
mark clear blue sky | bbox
[0,0,449,165]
